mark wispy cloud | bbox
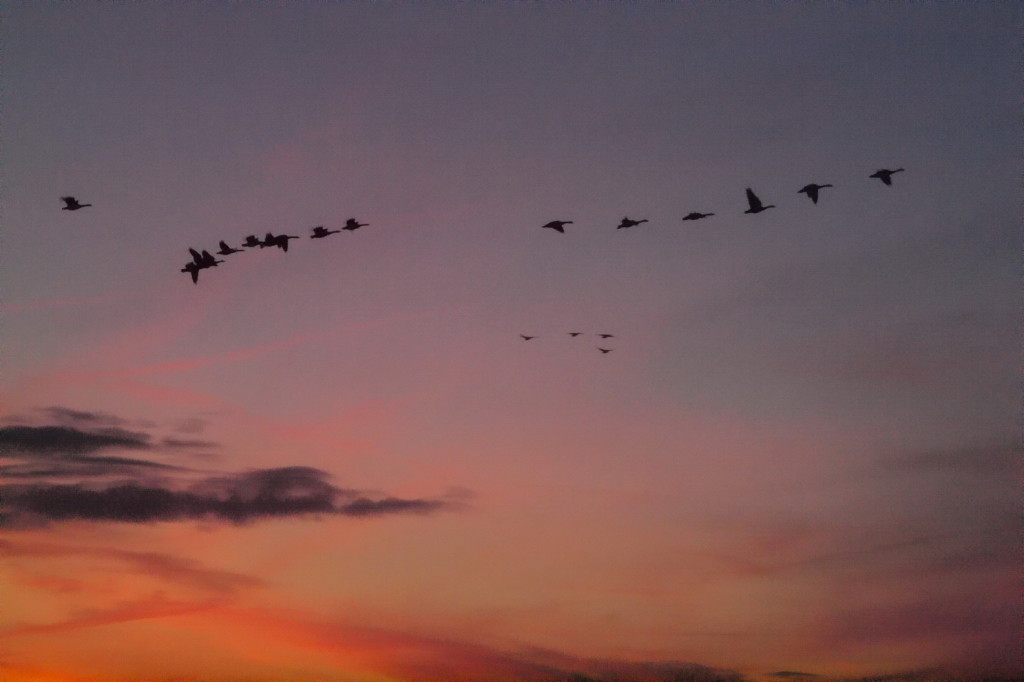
[3,465,457,527]
[0,424,152,454]
[1,407,461,528]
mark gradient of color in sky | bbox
[0,2,1019,681]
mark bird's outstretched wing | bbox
[745,188,763,211]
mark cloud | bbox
[881,441,1017,476]
[0,425,151,454]
[0,539,264,596]
[2,465,455,527]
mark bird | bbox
[744,188,775,214]
[181,261,201,285]
[310,225,340,239]
[216,240,243,255]
[568,332,583,337]
[869,168,904,186]
[268,233,299,252]
[520,335,536,341]
[617,217,649,229]
[342,218,368,231]
[597,333,614,339]
[61,196,92,211]
[542,220,573,233]
[797,183,833,204]
[597,348,613,354]
[199,250,223,268]
[682,212,714,221]
[242,235,262,248]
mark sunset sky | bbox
[1,2,1019,681]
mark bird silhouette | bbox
[269,233,299,252]
[520,334,536,341]
[870,168,904,186]
[310,225,341,239]
[217,240,243,255]
[61,196,92,211]
[343,218,368,231]
[682,212,714,221]
[542,220,573,233]
[199,250,223,267]
[242,235,262,248]
[617,217,649,229]
[181,261,201,284]
[568,332,583,337]
[597,348,613,354]
[597,333,614,339]
[797,183,833,204]
[744,188,775,214]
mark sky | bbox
[0,1,1019,681]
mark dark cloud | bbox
[42,406,131,428]
[0,425,151,454]
[160,437,219,450]
[1,455,183,479]
[769,673,820,680]
[1,466,454,527]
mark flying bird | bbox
[568,332,583,337]
[199,250,223,268]
[217,240,243,255]
[187,248,221,268]
[343,218,368,231]
[310,225,340,239]
[744,188,775,214]
[542,220,573,233]
[682,212,714,221]
[520,335,536,341]
[797,183,833,204]
[869,168,904,186]
[597,333,614,339]
[597,348,613,354]
[617,217,649,229]
[270,233,300,251]
[61,196,92,211]
[242,235,262,248]
[181,261,201,285]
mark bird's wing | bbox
[189,248,202,263]
[746,188,763,210]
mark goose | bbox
[682,212,714,221]
[269,234,299,252]
[181,261,201,285]
[199,250,223,267]
[242,235,262,248]
[597,333,614,339]
[616,217,649,229]
[542,220,573,233]
[797,183,832,204]
[61,196,92,211]
[744,188,775,214]
[217,240,243,255]
[520,334,536,341]
[597,348,613,354]
[568,332,583,337]
[869,168,904,186]
[310,225,341,239]
[343,218,368,231]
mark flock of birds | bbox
[60,166,905,354]
[539,168,905,233]
[170,218,370,284]
[520,332,617,354]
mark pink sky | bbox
[1,2,1019,681]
